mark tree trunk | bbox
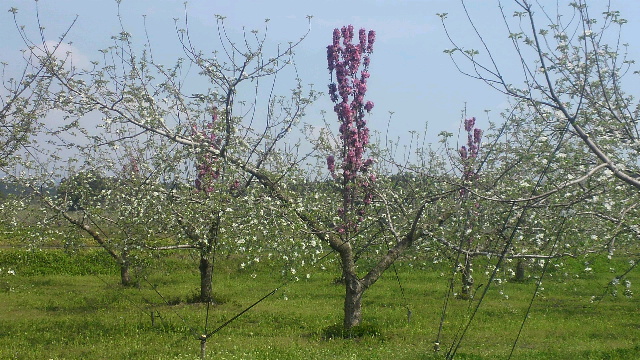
[515,258,526,282]
[199,253,213,303]
[120,250,132,286]
[343,271,364,330]
[338,241,365,331]
[120,262,132,286]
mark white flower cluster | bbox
[0,268,16,276]
[1,268,16,292]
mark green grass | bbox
[0,249,638,359]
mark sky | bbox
[2,0,640,154]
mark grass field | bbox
[1,248,639,359]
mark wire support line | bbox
[91,271,179,335]
[437,193,504,353]
[508,216,567,359]
[446,119,571,359]
[593,255,640,306]
[391,259,411,324]
[435,231,468,352]
[204,231,361,338]
[204,221,417,339]
[206,286,281,338]
[92,272,150,316]
[143,276,202,340]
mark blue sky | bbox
[3,0,640,150]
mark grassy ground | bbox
[0,248,638,359]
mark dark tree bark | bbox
[515,258,526,282]
[199,253,214,303]
[120,261,132,286]
[175,214,219,303]
[339,244,364,329]
[118,249,132,286]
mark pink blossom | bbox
[327,155,336,173]
[192,116,221,193]
[474,128,482,144]
[327,25,377,235]
[364,158,373,167]
[230,179,240,191]
[212,106,218,122]
[459,118,483,197]
[364,101,374,112]
[343,25,354,43]
[367,30,376,53]
[460,146,468,160]
[359,28,367,48]
[464,117,476,132]
[333,28,341,46]
[469,143,478,158]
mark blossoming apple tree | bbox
[8,4,317,301]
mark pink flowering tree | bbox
[193,108,223,193]
[459,117,482,196]
[167,107,251,303]
[326,26,377,242]
[230,25,450,331]
[300,25,441,330]
[177,109,226,303]
[457,117,482,298]
[323,26,380,329]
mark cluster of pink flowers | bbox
[194,110,221,193]
[326,25,377,234]
[459,117,482,196]
[327,26,375,179]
